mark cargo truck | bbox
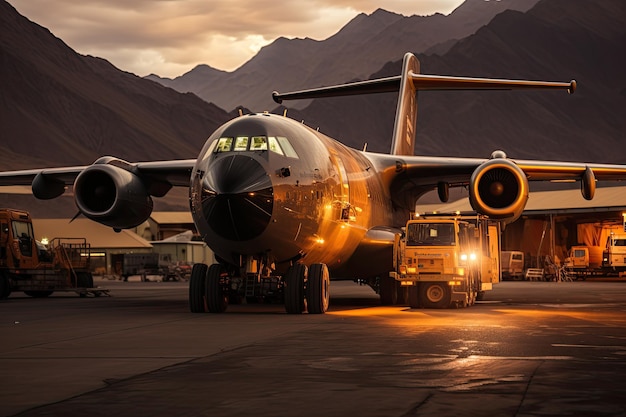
[563,235,626,278]
[389,214,500,308]
[0,208,105,299]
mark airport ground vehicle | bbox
[0,208,103,299]
[563,235,626,278]
[111,253,192,281]
[602,234,626,273]
[501,250,525,280]
[388,214,500,308]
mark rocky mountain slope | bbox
[0,0,231,171]
[147,0,540,112]
[288,0,626,164]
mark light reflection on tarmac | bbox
[1,280,626,416]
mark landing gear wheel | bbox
[408,285,420,309]
[206,264,228,313]
[307,263,330,314]
[476,291,485,301]
[189,263,207,313]
[285,263,307,314]
[419,282,451,309]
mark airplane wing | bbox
[0,158,197,229]
[0,159,196,190]
[368,152,626,220]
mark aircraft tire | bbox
[205,264,228,313]
[419,282,451,309]
[307,263,330,314]
[284,263,307,314]
[408,285,420,309]
[189,263,207,313]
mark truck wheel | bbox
[285,263,307,314]
[189,263,207,313]
[419,283,451,309]
[408,285,420,308]
[205,264,228,313]
[307,263,330,314]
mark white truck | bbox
[501,251,525,280]
[389,214,500,308]
[602,233,626,274]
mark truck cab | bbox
[0,209,39,269]
[603,234,626,272]
[1,208,95,299]
[390,215,500,309]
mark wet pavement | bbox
[2,279,626,416]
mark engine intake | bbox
[469,158,528,221]
[74,164,153,229]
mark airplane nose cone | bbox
[201,154,273,241]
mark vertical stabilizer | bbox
[390,53,420,156]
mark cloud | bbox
[9,0,463,77]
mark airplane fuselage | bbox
[190,113,400,279]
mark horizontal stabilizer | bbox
[272,52,576,157]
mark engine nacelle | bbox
[74,163,153,229]
[469,158,529,221]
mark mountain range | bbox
[147,0,541,112]
[0,0,625,217]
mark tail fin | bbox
[390,53,420,156]
[272,52,575,156]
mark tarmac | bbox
[2,278,626,417]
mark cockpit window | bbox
[234,136,249,151]
[267,137,283,155]
[212,135,299,158]
[250,136,267,151]
[275,136,298,158]
[215,137,233,152]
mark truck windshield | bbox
[406,223,455,246]
[12,220,34,257]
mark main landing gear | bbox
[189,261,330,314]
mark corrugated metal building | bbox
[32,218,153,275]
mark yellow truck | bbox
[389,214,500,308]
[0,208,105,299]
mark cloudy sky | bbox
[10,0,464,78]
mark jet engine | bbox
[73,162,153,229]
[468,153,528,221]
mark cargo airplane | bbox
[1,53,625,313]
